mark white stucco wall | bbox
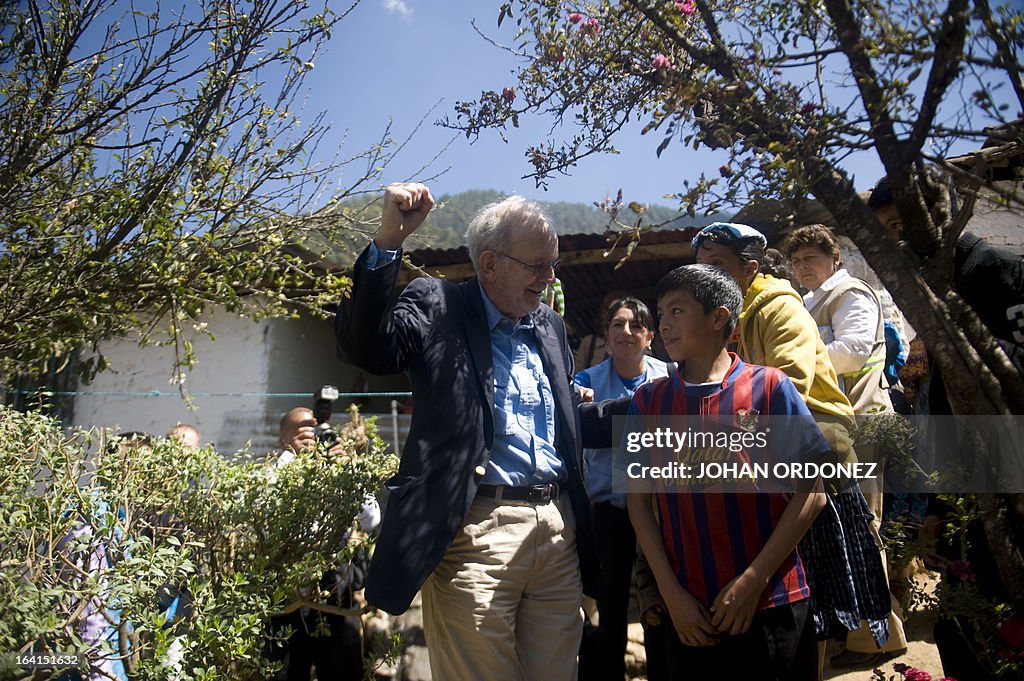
[71,308,272,454]
[262,312,411,457]
[70,306,407,457]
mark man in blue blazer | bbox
[335,183,598,681]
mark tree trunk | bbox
[977,493,1024,610]
[806,161,1019,414]
[806,161,1024,609]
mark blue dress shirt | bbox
[478,284,562,485]
[365,241,563,486]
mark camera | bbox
[313,385,340,447]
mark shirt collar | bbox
[817,268,850,293]
[478,281,534,332]
[803,268,849,307]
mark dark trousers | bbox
[270,611,362,681]
[664,599,816,681]
[643,621,670,681]
[582,500,637,681]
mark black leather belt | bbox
[477,482,560,503]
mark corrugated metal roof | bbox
[403,228,701,340]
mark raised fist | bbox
[374,182,435,250]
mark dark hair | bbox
[866,175,896,211]
[695,229,766,266]
[107,431,152,455]
[867,164,959,215]
[656,264,742,340]
[604,296,655,333]
[783,224,842,262]
[759,248,796,281]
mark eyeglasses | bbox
[499,252,561,277]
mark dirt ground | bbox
[824,570,945,681]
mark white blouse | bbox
[803,269,881,375]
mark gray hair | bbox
[466,195,552,271]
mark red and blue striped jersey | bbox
[629,354,826,610]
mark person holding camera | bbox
[270,406,379,681]
[335,182,600,681]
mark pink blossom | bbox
[502,87,516,103]
[584,17,601,34]
[675,0,696,14]
[652,53,671,69]
[903,669,931,681]
[568,12,584,24]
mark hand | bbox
[662,581,719,647]
[326,438,351,463]
[642,604,664,627]
[578,386,594,403]
[286,425,317,454]
[374,182,435,250]
[710,570,764,636]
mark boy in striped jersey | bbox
[626,264,828,680]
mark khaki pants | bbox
[421,494,583,681]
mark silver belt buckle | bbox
[529,483,557,503]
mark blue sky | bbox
[301,1,895,208]
[302,0,740,207]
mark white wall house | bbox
[71,306,411,457]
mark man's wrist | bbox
[366,240,402,269]
[373,234,404,251]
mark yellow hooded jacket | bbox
[739,273,855,430]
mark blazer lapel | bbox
[462,279,495,448]
[533,311,578,463]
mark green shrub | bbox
[0,405,397,680]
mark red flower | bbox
[583,17,601,34]
[568,12,584,23]
[502,87,516,104]
[904,669,932,681]
[1001,617,1024,651]
[651,54,671,69]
